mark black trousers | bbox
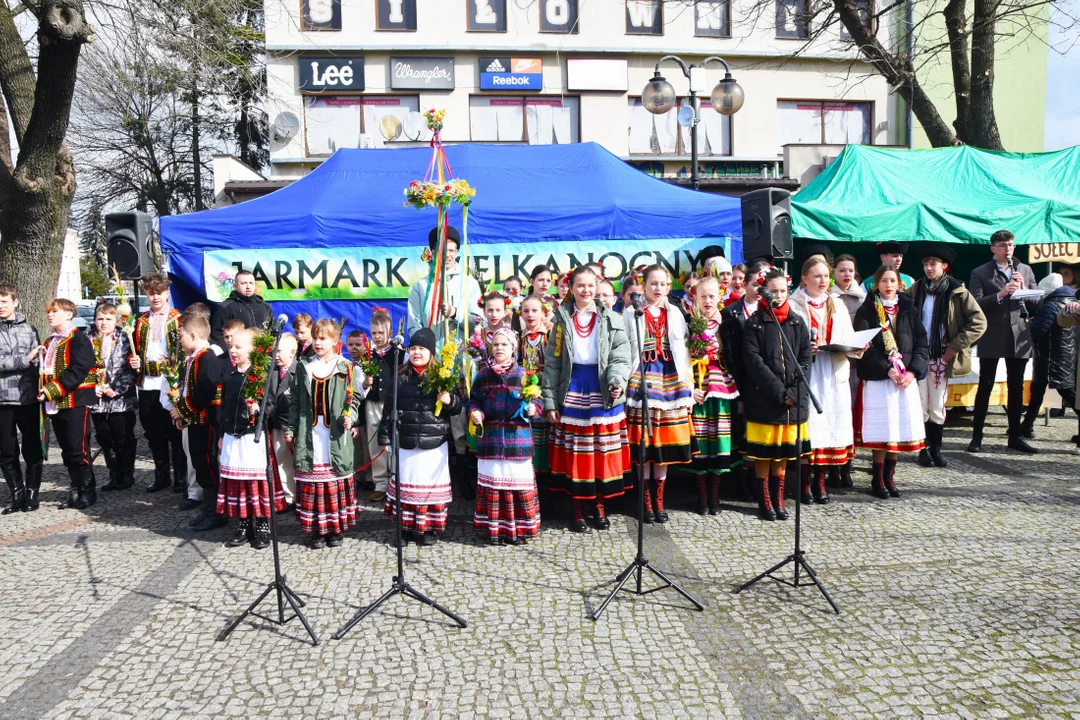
[138,389,186,477]
[50,407,92,472]
[1022,340,1050,428]
[0,403,43,467]
[972,357,1029,437]
[186,423,218,499]
[92,411,136,472]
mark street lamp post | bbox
[641,55,745,191]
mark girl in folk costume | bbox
[789,257,860,506]
[528,265,555,329]
[519,295,552,504]
[287,319,359,550]
[689,277,738,515]
[622,264,696,523]
[542,266,632,533]
[218,329,286,549]
[741,269,812,521]
[88,304,138,492]
[854,267,929,499]
[726,264,747,308]
[830,254,867,489]
[468,328,543,545]
[707,257,738,308]
[378,328,462,547]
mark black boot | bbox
[251,518,271,549]
[101,448,123,491]
[60,467,83,509]
[737,466,754,502]
[839,459,854,489]
[928,423,948,467]
[78,468,97,509]
[1,463,25,514]
[696,476,709,515]
[771,475,789,520]
[871,463,889,499]
[146,467,171,493]
[642,484,655,524]
[800,465,813,506]
[226,518,251,547]
[171,464,186,493]
[882,457,901,498]
[917,423,934,467]
[826,465,840,489]
[756,477,775,521]
[22,463,41,511]
[708,473,721,516]
[813,468,830,505]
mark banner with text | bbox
[201,237,731,302]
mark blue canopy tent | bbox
[161,142,742,334]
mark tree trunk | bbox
[943,0,973,144]
[970,0,1004,150]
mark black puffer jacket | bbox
[719,299,752,391]
[210,291,272,347]
[1034,286,1079,390]
[741,306,811,425]
[377,365,462,450]
[854,292,929,382]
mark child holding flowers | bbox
[519,295,552,504]
[378,328,462,547]
[467,328,542,545]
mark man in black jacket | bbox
[210,270,272,348]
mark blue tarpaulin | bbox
[161,142,742,333]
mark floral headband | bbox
[754,266,791,288]
[371,305,391,316]
[477,293,513,309]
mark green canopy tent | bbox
[789,144,1080,280]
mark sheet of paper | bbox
[1012,289,1045,300]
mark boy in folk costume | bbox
[39,299,97,510]
[542,266,632,533]
[218,329,286,549]
[358,308,396,503]
[689,277,738,515]
[173,302,211,510]
[287,319,359,550]
[88,304,138,492]
[171,309,226,531]
[0,283,43,513]
[378,328,462,547]
[622,265,696,524]
[292,314,315,362]
[267,332,298,509]
[468,327,542,545]
[129,273,187,493]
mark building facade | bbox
[264,0,903,188]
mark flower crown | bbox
[477,293,513,308]
[754,266,791,288]
[371,305,391,316]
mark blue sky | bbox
[1045,0,1080,150]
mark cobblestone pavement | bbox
[0,408,1078,719]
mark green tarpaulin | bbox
[791,144,1080,246]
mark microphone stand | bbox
[592,303,704,621]
[219,318,320,645]
[334,342,467,638]
[734,297,839,615]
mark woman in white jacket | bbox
[789,256,859,505]
[622,265,695,524]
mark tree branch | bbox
[944,0,973,143]
[0,1,37,143]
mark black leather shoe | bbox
[326,533,343,548]
[593,515,610,531]
[226,519,250,547]
[146,478,170,493]
[192,513,227,532]
[696,504,708,516]
[708,505,719,516]
[309,534,327,549]
[570,519,588,533]
[642,510,655,524]
[1008,436,1038,454]
[420,532,438,546]
[1019,426,1036,440]
[930,447,949,467]
[178,497,202,511]
[917,449,933,467]
[654,510,669,523]
[101,474,124,492]
[967,440,982,453]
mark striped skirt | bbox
[385,444,453,534]
[626,357,695,465]
[295,466,358,536]
[745,421,811,462]
[691,396,733,459]
[548,364,631,500]
[531,419,550,475]
[216,433,286,518]
[475,458,540,541]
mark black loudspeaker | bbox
[741,188,793,261]
[106,212,156,280]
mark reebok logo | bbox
[485,59,505,72]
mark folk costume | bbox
[40,324,97,509]
[519,327,550,489]
[741,298,812,521]
[218,363,286,548]
[789,288,856,505]
[623,299,695,523]
[854,292,929,498]
[267,361,296,506]
[468,333,542,545]
[0,311,43,512]
[378,329,462,544]
[542,299,631,532]
[359,342,394,497]
[133,307,187,492]
[289,354,359,547]
[87,327,137,491]
[689,309,738,514]
[174,345,225,529]
[719,296,760,501]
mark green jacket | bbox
[288,357,360,476]
[906,277,987,377]
[542,300,631,412]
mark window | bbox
[776,0,809,39]
[469,96,580,144]
[303,96,421,155]
[840,0,873,39]
[694,0,731,38]
[777,100,872,145]
[628,99,732,157]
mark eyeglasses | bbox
[993,242,1016,248]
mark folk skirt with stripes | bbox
[385,444,453,534]
[745,421,811,462]
[626,357,695,465]
[216,433,286,519]
[295,424,358,536]
[854,379,926,453]
[531,418,550,475]
[548,364,631,500]
[475,457,540,541]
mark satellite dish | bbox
[677,105,695,128]
[271,112,300,142]
[379,114,403,141]
[403,111,427,140]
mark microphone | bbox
[810,327,818,363]
[629,292,647,316]
[757,287,775,306]
[273,313,289,332]
[390,332,406,348]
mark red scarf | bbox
[412,363,428,376]
[771,301,791,324]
